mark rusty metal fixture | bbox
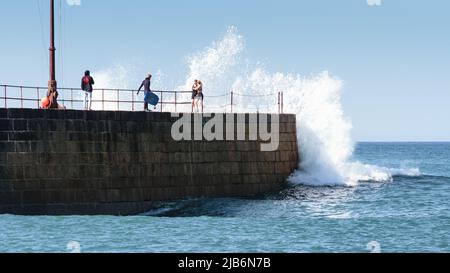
[48,0,58,109]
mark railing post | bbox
[132,90,135,112]
[70,88,74,109]
[4,85,7,108]
[174,91,177,113]
[102,89,105,111]
[281,91,284,114]
[61,89,65,109]
[117,89,120,111]
[20,86,23,108]
[36,88,40,108]
[278,92,281,114]
[231,91,234,113]
[160,91,163,113]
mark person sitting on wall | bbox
[41,90,65,110]
[40,96,51,109]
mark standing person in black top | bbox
[137,74,152,112]
[194,80,204,113]
[192,79,199,112]
[81,70,95,111]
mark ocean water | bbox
[1,142,449,253]
[1,27,448,253]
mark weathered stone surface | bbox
[0,109,298,215]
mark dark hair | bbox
[84,70,90,76]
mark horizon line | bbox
[357,141,450,143]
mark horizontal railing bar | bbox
[1,84,284,114]
[0,84,192,94]
[0,97,193,105]
[0,97,41,102]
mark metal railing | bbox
[0,84,284,113]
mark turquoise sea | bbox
[1,142,449,253]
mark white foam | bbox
[92,27,422,186]
[181,27,422,186]
[88,65,132,111]
[175,26,245,113]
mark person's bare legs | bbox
[195,98,200,113]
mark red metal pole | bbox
[49,0,56,82]
[48,0,58,106]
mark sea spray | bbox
[174,26,246,113]
[91,26,421,186]
[232,69,355,185]
[187,27,421,186]
[89,65,133,111]
[176,26,245,94]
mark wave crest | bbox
[93,27,420,187]
[288,162,422,186]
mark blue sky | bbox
[1,0,449,141]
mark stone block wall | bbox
[0,109,298,215]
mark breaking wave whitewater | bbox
[94,26,422,186]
